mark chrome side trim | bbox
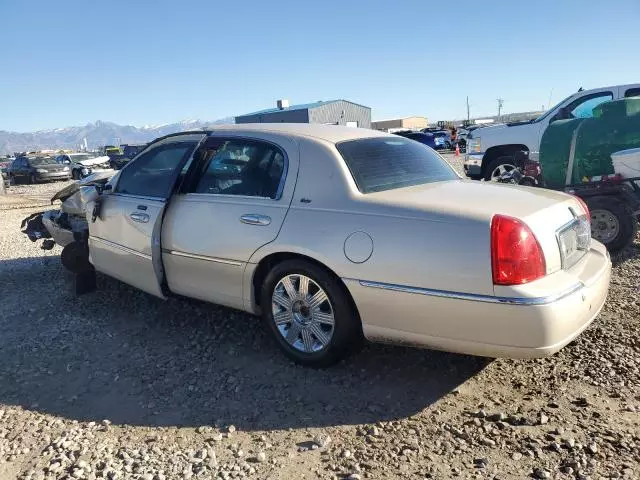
[356,279,583,306]
[90,236,151,260]
[164,249,242,266]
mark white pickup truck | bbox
[464,84,640,180]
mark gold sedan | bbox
[78,124,611,367]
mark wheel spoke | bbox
[285,322,302,345]
[281,277,297,300]
[309,289,328,310]
[298,276,309,297]
[312,310,334,326]
[301,328,314,352]
[309,323,330,347]
[273,310,291,326]
[272,292,292,310]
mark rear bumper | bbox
[344,243,611,359]
[463,153,483,177]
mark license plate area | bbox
[556,215,591,269]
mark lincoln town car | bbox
[59,124,610,367]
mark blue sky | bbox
[1,0,638,132]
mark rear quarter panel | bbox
[248,137,495,298]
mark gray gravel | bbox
[0,168,638,479]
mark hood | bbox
[76,155,110,166]
[50,170,116,204]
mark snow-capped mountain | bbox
[0,118,234,154]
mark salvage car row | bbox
[24,123,612,367]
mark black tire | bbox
[261,259,362,367]
[72,169,80,180]
[483,155,516,181]
[29,173,37,184]
[8,173,15,185]
[587,196,638,253]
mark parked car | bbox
[432,130,452,150]
[122,143,148,159]
[393,130,437,149]
[43,125,610,367]
[464,83,640,180]
[8,155,71,184]
[56,153,112,180]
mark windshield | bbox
[29,157,58,166]
[533,93,577,122]
[336,137,458,194]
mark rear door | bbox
[161,133,298,309]
[86,133,205,297]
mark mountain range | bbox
[0,118,235,154]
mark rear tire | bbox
[587,196,637,253]
[261,259,362,367]
[484,156,517,181]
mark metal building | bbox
[371,116,429,132]
[235,99,371,128]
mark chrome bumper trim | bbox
[164,249,242,266]
[90,236,151,260]
[355,279,584,306]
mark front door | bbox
[160,134,298,309]
[86,134,205,297]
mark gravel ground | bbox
[0,163,638,480]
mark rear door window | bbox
[336,137,457,193]
[624,87,640,98]
[190,139,287,199]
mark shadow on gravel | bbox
[611,237,640,265]
[0,257,488,431]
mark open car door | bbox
[85,133,206,298]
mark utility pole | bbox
[497,98,504,119]
[466,96,470,123]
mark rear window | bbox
[336,137,458,193]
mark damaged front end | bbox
[21,170,117,251]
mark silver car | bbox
[78,124,611,367]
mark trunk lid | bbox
[362,180,588,275]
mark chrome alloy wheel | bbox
[590,209,620,244]
[271,274,335,353]
[490,163,517,181]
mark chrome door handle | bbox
[130,212,149,223]
[240,214,271,226]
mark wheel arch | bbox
[482,144,529,175]
[248,251,361,323]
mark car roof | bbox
[199,123,391,144]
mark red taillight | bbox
[491,215,546,286]
[574,196,590,223]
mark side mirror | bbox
[103,184,113,192]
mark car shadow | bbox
[0,256,488,431]
[611,236,640,265]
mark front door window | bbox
[115,142,196,198]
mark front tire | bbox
[29,173,37,184]
[72,169,80,180]
[484,156,517,181]
[587,196,638,252]
[261,260,362,367]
